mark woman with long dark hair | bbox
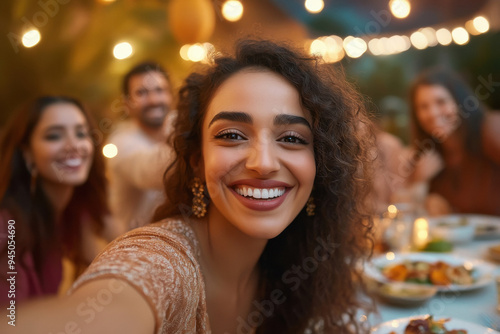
[0,96,114,303]
[4,40,375,334]
[410,68,500,215]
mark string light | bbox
[222,0,244,22]
[113,42,133,59]
[389,0,411,19]
[102,144,118,158]
[305,0,324,14]
[343,36,367,58]
[473,16,489,33]
[420,27,438,47]
[22,29,41,48]
[179,44,190,60]
[436,28,452,45]
[187,44,206,62]
[410,31,428,49]
[310,38,327,57]
[451,27,469,45]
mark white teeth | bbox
[64,158,82,167]
[235,186,285,200]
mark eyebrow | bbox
[44,124,87,132]
[274,114,311,129]
[208,111,312,130]
[208,111,252,127]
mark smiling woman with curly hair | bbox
[4,40,375,334]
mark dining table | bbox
[366,215,500,332]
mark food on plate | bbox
[489,244,500,254]
[381,260,474,286]
[436,216,469,228]
[476,224,498,234]
[423,239,453,252]
[387,315,467,334]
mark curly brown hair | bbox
[153,40,375,333]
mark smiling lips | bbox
[235,186,286,199]
[56,157,86,170]
[230,180,291,211]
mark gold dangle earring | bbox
[191,177,207,218]
[306,196,316,216]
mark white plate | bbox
[371,315,500,333]
[364,252,495,292]
[428,214,500,240]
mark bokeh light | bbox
[305,0,324,14]
[179,44,191,60]
[410,31,428,49]
[102,144,118,159]
[310,38,327,56]
[22,29,41,48]
[222,0,244,22]
[389,0,411,19]
[436,28,452,45]
[113,42,133,59]
[451,27,469,45]
[473,16,489,34]
[420,27,438,47]
[187,43,206,62]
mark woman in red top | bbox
[410,68,500,216]
[0,96,114,303]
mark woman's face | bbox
[201,69,316,239]
[414,84,460,140]
[25,102,94,187]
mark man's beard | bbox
[139,104,168,128]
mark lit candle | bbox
[412,218,429,249]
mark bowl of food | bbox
[429,216,475,244]
[375,282,437,306]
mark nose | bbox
[245,136,280,175]
[64,133,88,155]
[147,89,167,106]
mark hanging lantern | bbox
[168,0,216,44]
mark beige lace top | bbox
[70,219,210,333]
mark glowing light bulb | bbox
[305,0,324,14]
[420,27,438,47]
[436,28,452,46]
[452,27,469,45]
[410,31,428,49]
[222,0,243,22]
[179,44,191,61]
[113,42,133,59]
[22,29,41,48]
[473,16,489,33]
[103,144,118,158]
[389,0,411,19]
[310,38,327,56]
[343,36,367,58]
[187,44,206,62]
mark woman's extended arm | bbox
[1,278,155,334]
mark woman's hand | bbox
[411,149,444,184]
